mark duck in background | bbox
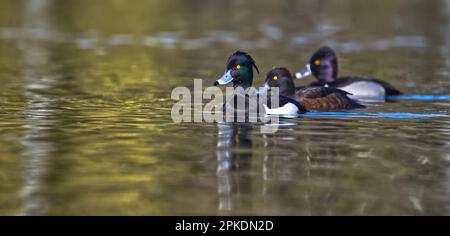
[295,46,402,101]
[257,67,365,111]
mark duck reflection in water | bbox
[214,119,359,214]
[214,115,400,215]
[216,122,253,212]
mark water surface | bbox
[1,0,450,215]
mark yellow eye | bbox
[273,76,278,81]
[314,59,321,65]
[236,65,241,69]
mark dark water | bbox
[1,0,450,215]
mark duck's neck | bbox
[233,68,253,89]
[283,88,295,97]
[281,80,296,97]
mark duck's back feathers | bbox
[294,86,365,111]
[295,86,352,98]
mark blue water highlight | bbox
[303,111,450,119]
[386,94,450,100]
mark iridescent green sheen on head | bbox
[225,51,259,88]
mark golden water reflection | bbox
[0,0,449,215]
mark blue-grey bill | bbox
[215,70,233,85]
[295,64,311,79]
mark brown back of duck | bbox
[294,92,364,111]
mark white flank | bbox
[263,103,299,115]
[339,81,386,101]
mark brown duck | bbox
[258,67,365,111]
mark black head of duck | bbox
[214,51,259,89]
[259,67,296,97]
[295,46,338,84]
[295,46,402,99]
